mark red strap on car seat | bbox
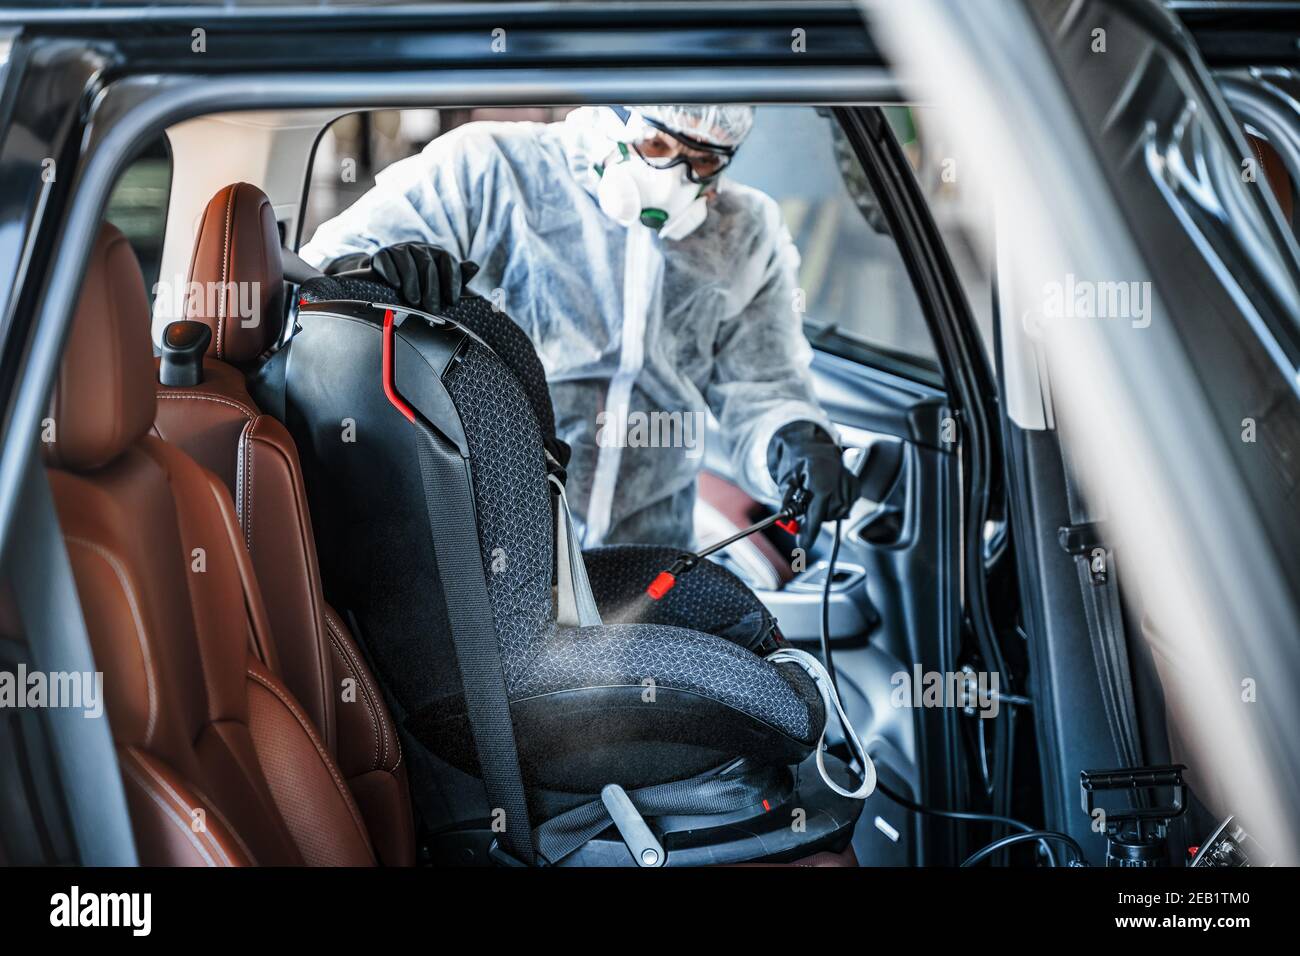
[382,309,416,423]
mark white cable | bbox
[766,647,876,799]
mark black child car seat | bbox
[268,276,866,865]
[299,273,784,650]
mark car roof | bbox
[0,0,861,27]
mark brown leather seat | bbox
[151,182,413,865]
[47,224,375,865]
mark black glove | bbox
[332,242,478,315]
[766,421,857,551]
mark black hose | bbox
[818,514,1067,867]
[960,830,1086,868]
[873,778,1060,868]
[816,520,1060,868]
[819,519,843,698]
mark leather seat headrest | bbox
[47,223,157,472]
[185,182,285,363]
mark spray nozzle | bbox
[644,481,812,600]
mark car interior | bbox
[30,102,971,867]
[32,87,1300,868]
[9,10,1300,867]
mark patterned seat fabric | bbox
[583,544,779,652]
[299,274,778,643]
[441,341,822,762]
[294,279,822,792]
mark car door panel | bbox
[698,340,958,865]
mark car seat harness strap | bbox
[549,473,603,627]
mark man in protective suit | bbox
[302,105,856,550]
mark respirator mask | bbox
[596,143,711,241]
[589,108,737,241]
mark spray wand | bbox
[646,484,812,600]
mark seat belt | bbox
[411,419,536,865]
[548,471,602,628]
[1057,437,1143,770]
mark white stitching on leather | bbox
[325,623,379,767]
[330,617,382,767]
[324,612,400,771]
[326,629,381,770]
[174,774,259,867]
[128,751,238,866]
[65,537,157,744]
[233,423,246,538]
[325,612,384,769]
[217,186,234,358]
[122,751,219,866]
[155,392,255,420]
[246,666,374,855]
[1249,137,1265,173]
[242,424,255,553]
[253,431,333,736]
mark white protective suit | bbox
[301,109,833,548]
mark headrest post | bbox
[159,321,213,387]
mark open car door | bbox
[697,103,1003,865]
[878,0,1300,862]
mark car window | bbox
[300,108,568,246]
[727,106,939,371]
[302,105,940,378]
[104,133,171,296]
[883,106,995,363]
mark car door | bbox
[905,0,1300,862]
[702,104,1005,865]
[1042,0,1300,862]
[0,33,139,866]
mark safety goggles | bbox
[629,116,737,184]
